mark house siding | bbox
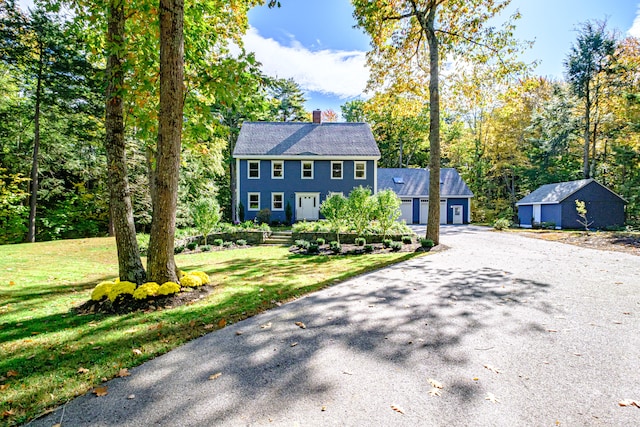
[518,205,533,226]
[238,159,376,222]
[446,198,471,224]
[541,204,562,227]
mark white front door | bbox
[452,205,463,224]
[400,199,413,224]
[296,193,319,220]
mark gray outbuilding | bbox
[516,179,626,229]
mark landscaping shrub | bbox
[493,218,512,230]
[296,240,310,250]
[364,244,374,253]
[256,208,271,225]
[157,282,181,296]
[188,271,210,284]
[390,241,402,252]
[174,245,185,254]
[402,235,413,244]
[420,238,435,249]
[307,243,320,254]
[285,201,293,225]
[91,281,114,301]
[329,241,342,254]
[181,275,204,288]
[213,238,224,246]
[223,241,233,248]
[186,241,198,251]
[201,245,211,252]
[191,198,221,245]
[382,238,392,248]
[236,239,247,246]
[316,237,325,246]
[355,237,366,246]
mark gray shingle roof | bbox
[377,168,474,197]
[516,179,594,205]
[233,122,380,157]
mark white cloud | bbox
[243,27,369,99]
[630,4,640,38]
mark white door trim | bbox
[295,192,320,221]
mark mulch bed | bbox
[517,230,640,256]
[288,241,433,256]
[74,285,216,315]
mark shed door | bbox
[400,199,413,224]
[452,205,463,224]
[533,204,541,224]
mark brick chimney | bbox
[312,109,322,124]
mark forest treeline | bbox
[1,2,638,245]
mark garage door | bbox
[400,199,413,224]
[419,199,448,224]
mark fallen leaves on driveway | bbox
[484,364,501,374]
[485,392,500,403]
[390,404,405,414]
[618,399,640,408]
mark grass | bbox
[0,237,422,425]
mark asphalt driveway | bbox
[32,226,640,426]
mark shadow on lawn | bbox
[30,258,553,426]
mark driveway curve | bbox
[32,226,640,426]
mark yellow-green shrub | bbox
[188,271,210,285]
[91,281,114,301]
[107,281,136,302]
[158,281,181,296]
[133,282,160,300]
[180,275,203,288]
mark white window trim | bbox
[248,160,260,179]
[271,192,284,211]
[354,161,366,180]
[248,192,260,211]
[271,160,284,179]
[330,161,343,179]
[301,160,314,179]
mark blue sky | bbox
[246,0,640,118]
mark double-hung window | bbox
[248,192,260,211]
[248,160,260,179]
[272,161,284,179]
[354,161,366,180]
[272,193,284,211]
[301,161,314,179]
[331,161,343,179]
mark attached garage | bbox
[378,168,473,225]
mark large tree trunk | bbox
[105,0,146,284]
[27,50,43,243]
[423,5,441,245]
[147,0,184,284]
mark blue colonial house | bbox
[516,179,626,229]
[233,111,380,223]
[377,168,473,224]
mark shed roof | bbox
[233,122,380,157]
[516,179,625,205]
[377,168,474,197]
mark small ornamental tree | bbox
[347,186,374,236]
[320,193,349,243]
[373,189,401,238]
[575,199,593,231]
[191,198,221,245]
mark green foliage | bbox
[320,193,349,241]
[285,201,293,225]
[174,245,185,254]
[389,241,402,252]
[295,239,310,250]
[315,237,325,246]
[238,201,245,223]
[363,244,374,253]
[372,189,401,237]
[382,238,392,248]
[347,186,374,236]
[340,99,366,122]
[420,238,435,249]
[355,237,366,246]
[200,245,211,252]
[213,238,224,247]
[307,242,320,254]
[191,198,221,243]
[223,241,233,248]
[269,78,308,122]
[256,208,271,225]
[493,218,512,230]
[329,241,342,254]
[575,199,593,231]
[401,235,413,244]
[186,241,198,250]
[236,239,247,246]
[0,169,28,244]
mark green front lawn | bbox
[0,238,422,425]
